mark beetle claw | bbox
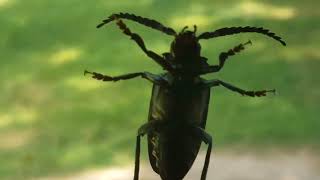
[84,70,93,76]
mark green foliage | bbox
[0,0,319,179]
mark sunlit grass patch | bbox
[170,14,212,29]
[0,106,38,128]
[0,0,14,8]
[237,1,296,20]
[49,47,83,66]
[281,46,320,62]
[64,76,104,92]
[0,130,34,150]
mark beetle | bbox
[84,13,286,180]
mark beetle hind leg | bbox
[192,127,213,180]
[134,121,164,180]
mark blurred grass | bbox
[0,0,319,179]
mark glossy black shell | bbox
[147,73,211,180]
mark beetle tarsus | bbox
[84,70,91,76]
[244,89,276,97]
[244,40,252,46]
[84,70,114,81]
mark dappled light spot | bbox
[0,113,12,128]
[0,0,14,8]
[281,47,320,62]
[238,1,296,20]
[0,130,34,150]
[170,14,211,29]
[65,76,104,91]
[0,106,38,128]
[35,166,133,180]
[49,48,82,66]
[72,167,132,180]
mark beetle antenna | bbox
[97,12,177,36]
[181,26,188,33]
[197,26,286,46]
[193,25,197,34]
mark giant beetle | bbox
[85,13,286,180]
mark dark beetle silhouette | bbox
[85,13,286,180]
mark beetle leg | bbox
[200,40,252,74]
[204,79,276,97]
[134,121,164,180]
[109,19,174,72]
[84,70,169,86]
[191,127,213,180]
[134,135,141,180]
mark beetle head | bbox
[170,26,201,65]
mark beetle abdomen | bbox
[158,126,202,179]
[147,77,211,179]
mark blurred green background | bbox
[0,0,319,179]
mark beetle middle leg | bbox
[200,40,252,74]
[204,79,276,97]
[84,70,168,85]
[134,121,164,180]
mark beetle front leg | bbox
[84,70,168,85]
[200,40,252,75]
[113,19,174,72]
[191,127,213,180]
[204,79,276,97]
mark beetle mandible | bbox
[85,13,286,180]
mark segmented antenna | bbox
[97,12,177,36]
[197,26,286,46]
[180,26,188,33]
[193,25,197,34]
